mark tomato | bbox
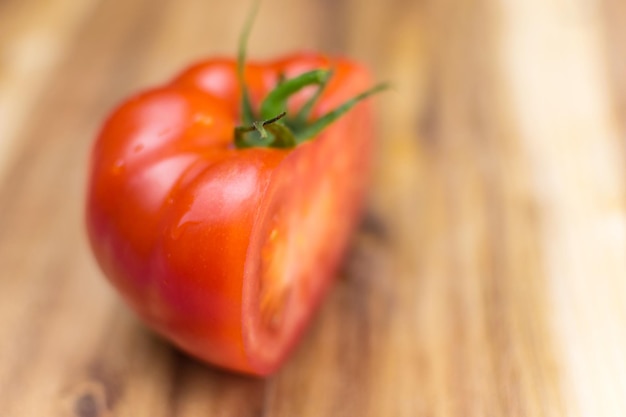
[85,51,381,375]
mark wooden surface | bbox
[1,0,626,415]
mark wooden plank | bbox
[367,1,563,415]
[0,0,625,415]
[497,0,626,415]
[0,0,183,415]
[0,0,100,184]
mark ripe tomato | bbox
[86,52,379,375]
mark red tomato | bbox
[86,52,376,375]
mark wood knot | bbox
[61,381,114,417]
[360,211,390,243]
[74,392,99,417]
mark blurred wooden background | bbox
[1,0,626,415]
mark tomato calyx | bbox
[233,1,388,149]
[234,111,297,148]
[234,67,389,149]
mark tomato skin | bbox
[86,53,374,375]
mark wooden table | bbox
[1,0,625,415]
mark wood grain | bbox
[1,0,625,415]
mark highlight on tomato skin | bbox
[85,51,380,375]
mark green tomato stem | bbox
[233,0,387,149]
[259,70,330,119]
[237,0,260,125]
[295,68,334,123]
[264,123,297,148]
[234,112,288,148]
[294,83,390,143]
